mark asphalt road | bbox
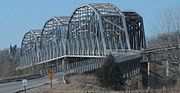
[0,59,102,93]
[0,60,98,93]
[0,72,63,93]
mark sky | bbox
[0,0,179,50]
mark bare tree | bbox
[0,46,21,78]
[147,7,180,88]
[148,7,180,47]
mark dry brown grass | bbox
[26,75,180,93]
[26,74,108,93]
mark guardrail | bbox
[0,74,42,84]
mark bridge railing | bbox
[39,50,142,77]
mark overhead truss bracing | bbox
[123,11,146,50]
[20,3,146,68]
[67,3,130,57]
[40,16,70,62]
[21,30,42,67]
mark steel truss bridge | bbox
[19,3,146,77]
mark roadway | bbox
[0,72,63,93]
[0,58,102,93]
[0,51,141,93]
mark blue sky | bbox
[0,0,179,50]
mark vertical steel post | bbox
[147,62,150,90]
